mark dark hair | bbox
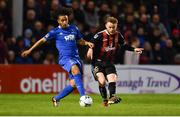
[55,7,73,19]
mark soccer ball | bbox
[79,95,93,107]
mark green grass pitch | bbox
[0,94,180,116]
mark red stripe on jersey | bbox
[98,31,108,59]
[106,35,113,60]
[113,32,119,55]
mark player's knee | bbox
[69,79,76,87]
[70,84,76,88]
[107,74,117,82]
[71,65,80,75]
[108,78,116,82]
[96,73,106,86]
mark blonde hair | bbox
[105,17,118,24]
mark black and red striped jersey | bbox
[91,29,134,64]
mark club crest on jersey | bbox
[64,34,75,41]
[94,34,98,39]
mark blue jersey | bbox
[44,25,83,61]
[44,25,83,78]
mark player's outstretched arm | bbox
[121,43,144,54]
[21,38,46,57]
[78,39,94,48]
[134,48,144,54]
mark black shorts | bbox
[91,61,117,81]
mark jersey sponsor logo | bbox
[105,46,116,52]
[64,34,75,41]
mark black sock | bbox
[99,86,107,101]
[108,82,116,98]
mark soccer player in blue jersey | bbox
[21,7,94,107]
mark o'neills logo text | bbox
[20,72,66,93]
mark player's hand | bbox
[86,42,94,48]
[21,50,31,57]
[87,48,93,60]
[134,48,144,54]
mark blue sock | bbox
[73,74,85,96]
[54,85,74,101]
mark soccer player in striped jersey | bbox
[21,7,94,107]
[87,16,143,106]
